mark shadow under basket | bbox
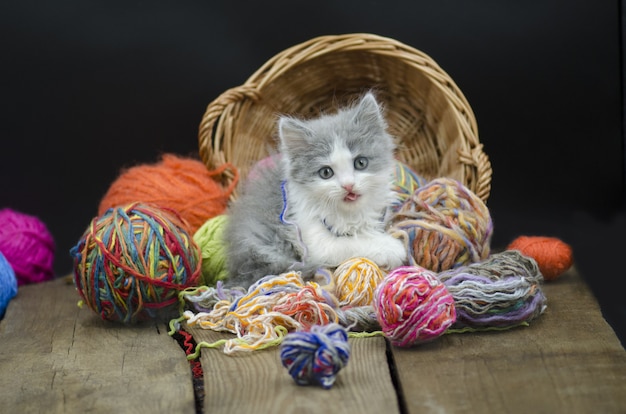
[198,33,492,203]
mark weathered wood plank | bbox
[186,328,399,414]
[0,277,196,414]
[391,268,626,414]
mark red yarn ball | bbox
[374,266,456,347]
[507,236,573,281]
[98,154,238,234]
[0,208,55,285]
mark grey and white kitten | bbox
[224,92,407,288]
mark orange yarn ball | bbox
[506,236,573,281]
[98,154,238,234]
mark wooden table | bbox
[1,268,625,413]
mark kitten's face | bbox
[278,93,395,210]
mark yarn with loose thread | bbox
[280,323,351,389]
[507,235,573,281]
[332,257,386,307]
[391,160,427,213]
[98,153,238,234]
[0,251,18,317]
[71,202,202,323]
[374,266,456,347]
[193,214,229,286]
[181,272,340,354]
[0,208,55,286]
[438,250,547,330]
[389,177,493,273]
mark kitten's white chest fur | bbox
[284,143,406,271]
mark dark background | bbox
[1,1,624,344]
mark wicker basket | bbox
[198,33,492,202]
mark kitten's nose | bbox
[342,184,354,192]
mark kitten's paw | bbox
[369,235,407,271]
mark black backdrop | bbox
[1,1,624,343]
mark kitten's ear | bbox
[352,93,385,129]
[278,117,312,153]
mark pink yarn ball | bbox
[0,208,55,285]
[374,266,456,347]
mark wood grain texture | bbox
[187,328,400,414]
[390,268,626,414]
[0,278,195,414]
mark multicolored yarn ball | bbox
[332,257,386,307]
[98,154,239,234]
[438,250,546,329]
[194,214,229,286]
[0,208,55,285]
[389,177,493,273]
[374,266,456,347]
[71,202,202,323]
[507,235,573,281]
[0,251,18,317]
[391,160,427,212]
[280,323,351,389]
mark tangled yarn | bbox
[374,266,456,347]
[391,160,427,212]
[438,250,546,329]
[507,235,573,281]
[280,323,350,389]
[389,177,493,273]
[332,257,386,307]
[98,154,238,234]
[0,208,55,285]
[183,272,339,353]
[194,214,230,286]
[71,202,202,323]
[0,251,18,317]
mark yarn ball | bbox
[0,251,18,317]
[0,208,55,285]
[439,250,547,329]
[194,214,229,286]
[332,257,386,307]
[280,323,351,389]
[391,160,427,212]
[507,236,574,281]
[98,153,238,234]
[71,202,202,323]
[374,266,456,347]
[389,177,493,273]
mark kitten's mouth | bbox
[344,192,360,202]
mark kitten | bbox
[224,92,407,288]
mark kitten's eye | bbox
[318,166,334,179]
[354,156,369,170]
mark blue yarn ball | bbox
[0,251,18,317]
[280,323,351,389]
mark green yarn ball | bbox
[193,214,229,286]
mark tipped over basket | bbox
[198,33,492,202]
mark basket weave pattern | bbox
[198,33,492,202]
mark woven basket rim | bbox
[198,32,492,202]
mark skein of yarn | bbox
[0,251,18,317]
[280,323,351,389]
[507,235,573,281]
[71,202,202,323]
[374,266,456,347]
[0,208,55,285]
[194,214,230,286]
[438,250,547,329]
[98,154,238,234]
[389,177,493,273]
